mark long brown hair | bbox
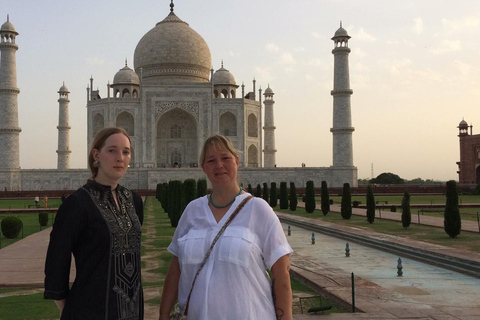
[88,127,131,178]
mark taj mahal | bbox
[0,2,357,191]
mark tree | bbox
[155,183,162,202]
[183,179,197,210]
[341,183,352,219]
[444,180,461,238]
[269,182,278,208]
[262,183,269,202]
[159,182,168,212]
[370,172,405,185]
[289,182,297,211]
[366,184,376,224]
[255,184,262,197]
[196,178,207,198]
[247,184,253,195]
[168,180,183,227]
[305,180,316,213]
[401,191,411,229]
[279,182,288,209]
[320,181,330,216]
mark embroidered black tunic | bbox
[44,180,144,320]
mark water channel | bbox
[283,224,480,312]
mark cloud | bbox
[305,74,314,81]
[253,66,274,83]
[265,42,280,52]
[311,32,321,40]
[441,14,480,35]
[294,47,305,52]
[431,40,462,54]
[227,50,241,57]
[279,52,296,65]
[453,60,473,77]
[413,17,424,35]
[354,28,376,42]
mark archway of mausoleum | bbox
[156,108,198,168]
[247,113,258,137]
[116,111,135,136]
[93,113,105,137]
[219,112,237,137]
[247,144,259,168]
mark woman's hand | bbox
[159,256,181,320]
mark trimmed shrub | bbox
[39,212,49,227]
[320,181,330,215]
[329,199,334,205]
[197,178,208,198]
[247,184,253,195]
[254,184,261,197]
[366,184,376,224]
[305,181,316,213]
[1,217,23,239]
[352,201,359,208]
[444,180,461,238]
[262,183,269,202]
[269,182,278,208]
[289,182,297,211]
[155,183,162,202]
[279,182,288,209]
[401,191,411,229]
[168,180,183,227]
[340,183,352,219]
[183,179,197,208]
[390,205,397,212]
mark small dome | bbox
[458,119,468,128]
[212,66,236,86]
[58,83,69,93]
[113,64,140,85]
[1,17,18,35]
[264,86,274,94]
[332,23,350,40]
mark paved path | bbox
[1,206,479,319]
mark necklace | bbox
[209,187,243,209]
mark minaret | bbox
[0,16,21,169]
[57,83,71,169]
[331,23,354,167]
[263,85,276,167]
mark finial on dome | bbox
[7,14,9,22]
[125,58,128,66]
[221,59,224,68]
[340,21,342,28]
[170,0,174,13]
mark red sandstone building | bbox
[457,119,480,184]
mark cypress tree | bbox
[255,184,262,197]
[305,180,316,213]
[247,184,253,195]
[320,180,330,216]
[183,179,197,210]
[366,184,376,224]
[279,182,288,209]
[262,182,269,202]
[341,183,352,219]
[269,182,278,208]
[196,178,207,198]
[444,180,461,238]
[168,180,183,227]
[155,183,162,202]
[289,182,297,211]
[159,182,168,211]
[401,191,411,229]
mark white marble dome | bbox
[133,11,211,84]
[113,64,140,85]
[212,66,236,86]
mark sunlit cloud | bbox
[294,47,305,52]
[413,17,424,34]
[311,31,321,40]
[354,28,376,42]
[441,14,480,35]
[305,74,314,81]
[227,50,241,57]
[279,52,296,65]
[254,66,274,82]
[265,42,280,52]
[453,60,473,77]
[431,40,462,54]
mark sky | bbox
[2,0,480,181]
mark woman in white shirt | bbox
[159,134,293,320]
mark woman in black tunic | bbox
[44,127,144,319]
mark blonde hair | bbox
[88,127,131,178]
[199,134,239,165]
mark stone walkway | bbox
[1,203,479,319]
